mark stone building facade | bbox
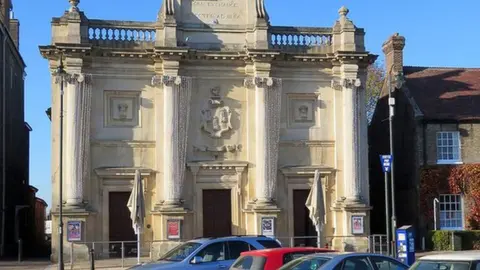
[40,0,375,260]
[369,33,480,239]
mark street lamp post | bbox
[388,70,405,256]
[55,56,66,270]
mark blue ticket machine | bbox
[396,225,415,266]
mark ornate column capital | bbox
[151,75,183,87]
[244,77,281,89]
[331,77,362,90]
[342,78,362,89]
[52,71,90,85]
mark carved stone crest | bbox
[200,86,233,138]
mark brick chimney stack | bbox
[0,0,12,27]
[382,33,405,75]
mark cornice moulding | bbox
[94,167,155,177]
[279,165,336,176]
[91,140,156,148]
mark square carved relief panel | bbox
[104,90,141,127]
[287,93,319,128]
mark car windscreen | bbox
[279,256,331,270]
[283,251,319,265]
[158,242,202,262]
[410,260,471,270]
[230,255,267,270]
[256,239,282,249]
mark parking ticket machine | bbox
[396,225,415,266]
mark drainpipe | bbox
[1,25,7,257]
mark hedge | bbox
[427,230,480,251]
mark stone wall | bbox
[424,122,480,165]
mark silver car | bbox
[409,251,480,270]
[279,252,409,270]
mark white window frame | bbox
[436,131,462,164]
[439,194,464,230]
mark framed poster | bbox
[351,216,364,235]
[167,219,181,240]
[261,217,275,237]
[67,221,82,242]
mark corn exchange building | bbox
[40,0,376,261]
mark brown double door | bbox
[203,189,232,237]
[109,192,136,257]
[293,189,317,247]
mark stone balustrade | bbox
[83,20,333,53]
[87,19,156,48]
[269,26,333,52]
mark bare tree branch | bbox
[366,62,385,123]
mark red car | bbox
[229,247,335,270]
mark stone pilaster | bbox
[244,77,282,207]
[151,75,192,208]
[341,77,363,203]
[52,69,92,209]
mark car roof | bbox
[241,247,333,256]
[419,251,480,261]
[303,252,398,259]
[188,235,274,244]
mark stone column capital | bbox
[331,77,362,91]
[342,78,362,89]
[52,71,91,85]
[244,77,281,89]
[151,75,185,87]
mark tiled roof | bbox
[403,66,480,120]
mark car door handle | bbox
[218,265,227,269]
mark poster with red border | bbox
[167,220,181,239]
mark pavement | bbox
[0,251,462,270]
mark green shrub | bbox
[427,230,480,251]
[428,231,451,251]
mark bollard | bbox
[17,239,22,263]
[90,248,95,270]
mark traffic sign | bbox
[380,155,393,173]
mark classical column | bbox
[341,77,363,203]
[244,77,282,206]
[151,75,192,208]
[54,72,92,207]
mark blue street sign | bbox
[380,155,393,173]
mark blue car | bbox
[128,235,282,269]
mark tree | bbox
[366,62,385,123]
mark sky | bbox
[13,0,480,210]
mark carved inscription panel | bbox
[182,0,245,25]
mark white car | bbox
[410,251,480,270]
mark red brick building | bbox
[35,198,47,246]
[369,33,480,239]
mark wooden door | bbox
[203,189,232,237]
[109,192,136,257]
[293,190,317,247]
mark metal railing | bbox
[64,240,184,269]
[60,235,389,269]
